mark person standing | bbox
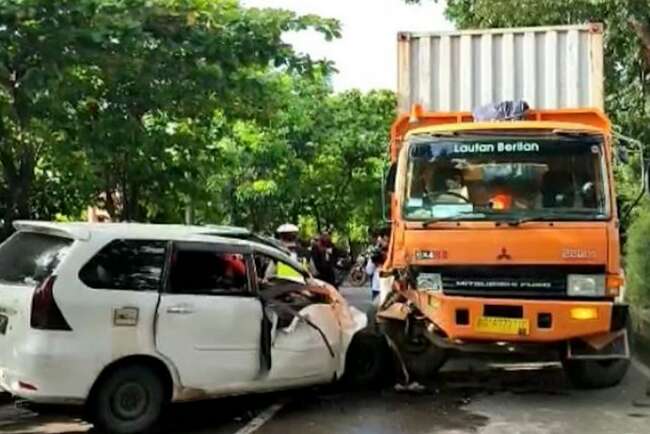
[264,223,305,282]
[366,246,386,300]
[311,231,337,286]
[275,223,300,260]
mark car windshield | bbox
[403,134,609,222]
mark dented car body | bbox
[0,222,366,433]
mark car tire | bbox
[343,330,392,388]
[91,364,165,434]
[562,358,630,389]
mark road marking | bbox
[233,401,285,434]
[632,357,650,380]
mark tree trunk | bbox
[629,16,650,71]
[1,155,34,239]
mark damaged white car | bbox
[0,222,377,433]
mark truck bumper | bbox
[414,292,624,343]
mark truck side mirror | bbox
[616,146,630,164]
[382,162,397,222]
[386,162,397,194]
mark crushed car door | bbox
[254,253,341,384]
[156,241,263,392]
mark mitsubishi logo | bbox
[497,247,512,260]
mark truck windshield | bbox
[403,134,609,222]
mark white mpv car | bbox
[0,222,370,433]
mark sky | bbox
[242,0,453,92]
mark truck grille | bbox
[431,265,606,299]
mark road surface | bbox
[1,286,649,434]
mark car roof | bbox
[13,221,250,241]
[13,221,306,274]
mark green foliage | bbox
[625,203,650,306]
[198,72,395,240]
[0,0,393,243]
[0,0,345,234]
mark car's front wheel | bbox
[343,330,392,387]
[90,364,165,434]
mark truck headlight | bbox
[417,273,443,292]
[567,274,605,297]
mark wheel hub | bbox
[112,381,149,421]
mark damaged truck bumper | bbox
[406,292,627,343]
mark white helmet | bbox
[276,223,299,234]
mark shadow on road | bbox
[1,363,647,434]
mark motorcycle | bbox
[348,249,370,287]
[333,252,354,288]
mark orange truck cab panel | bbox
[382,108,626,346]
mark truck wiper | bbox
[505,212,602,226]
[500,215,558,226]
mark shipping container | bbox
[397,23,604,113]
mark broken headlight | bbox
[416,272,443,292]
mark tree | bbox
[197,71,396,240]
[0,0,340,236]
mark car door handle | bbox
[166,305,195,315]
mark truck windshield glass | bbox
[403,135,608,222]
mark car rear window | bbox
[0,231,73,285]
[79,239,167,291]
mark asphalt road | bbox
[1,286,650,434]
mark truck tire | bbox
[343,330,392,388]
[562,358,630,389]
[383,320,447,382]
[91,364,165,434]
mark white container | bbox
[397,23,604,113]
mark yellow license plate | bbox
[475,316,530,336]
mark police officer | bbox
[264,223,305,282]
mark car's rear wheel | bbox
[562,358,630,389]
[91,365,164,434]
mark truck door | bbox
[155,241,262,391]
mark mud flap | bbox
[567,329,630,360]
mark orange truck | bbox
[377,24,631,388]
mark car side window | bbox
[79,239,167,291]
[168,246,249,295]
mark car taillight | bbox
[30,276,72,331]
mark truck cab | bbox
[378,107,630,388]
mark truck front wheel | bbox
[382,320,447,382]
[562,358,630,389]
